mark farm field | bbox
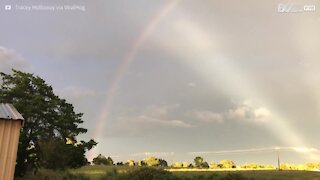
[20,165,320,180]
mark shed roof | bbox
[0,103,24,121]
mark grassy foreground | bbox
[21,165,320,180]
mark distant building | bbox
[0,103,24,180]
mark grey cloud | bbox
[0,47,30,73]
[55,86,98,101]
[189,110,224,123]
[106,104,194,136]
[135,115,193,128]
[143,104,180,118]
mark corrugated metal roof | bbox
[0,103,24,121]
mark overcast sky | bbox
[1,0,320,165]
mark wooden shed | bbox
[0,103,24,180]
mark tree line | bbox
[92,154,279,170]
[92,154,320,171]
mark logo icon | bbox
[304,5,316,12]
[5,5,11,10]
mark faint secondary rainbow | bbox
[88,0,180,160]
[161,19,318,160]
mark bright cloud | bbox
[189,100,272,124]
[228,100,271,123]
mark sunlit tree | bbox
[182,162,190,168]
[127,159,135,166]
[209,162,218,169]
[220,160,236,168]
[143,156,160,166]
[171,162,182,168]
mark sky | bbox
[1,0,320,165]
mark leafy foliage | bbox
[126,159,135,166]
[143,156,160,166]
[194,156,209,168]
[171,162,182,168]
[194,156,204,168]
[159,158,169,167]
[0,70,97,176]
[219,160,236,168]
[92,154,114,165]
[132,157,169,167]
[209,162,218,169]
[39,138,96,170]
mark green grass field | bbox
[21,165,320,180]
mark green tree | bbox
[138,160,147,166]
[202,161,209,168]
[39,138,95,169]
[194,156,209,168]
[107,157,114,165]
[159,159,168,167]
[116,162,124,166]
[93,154,114,165]
[194,156,204,168]
[0,70,97,176]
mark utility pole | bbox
[275,147,281,171]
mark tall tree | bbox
[0,70,97,176]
